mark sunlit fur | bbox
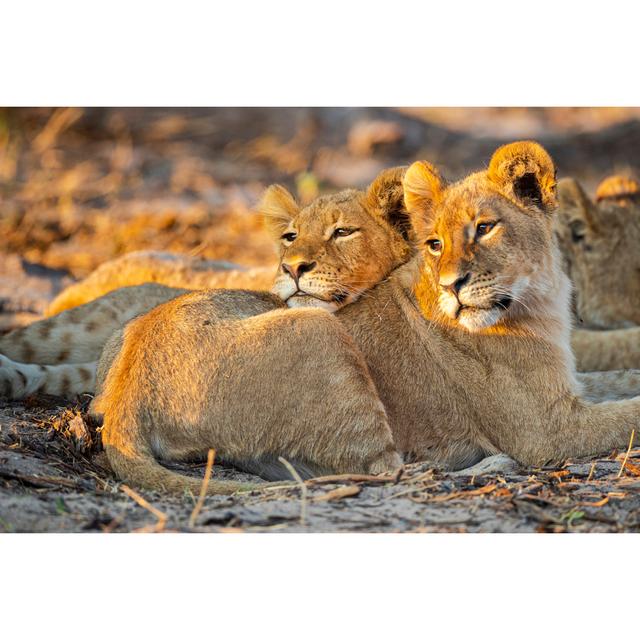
[46,251,276,316]
[92,292,403,495]
[404,142,573,349]
[261,167,413,312]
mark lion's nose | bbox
[282,260,317,283]
[441,272,470,295]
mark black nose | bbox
[282,261,317,282]
[444,272,470,295]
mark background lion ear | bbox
[595,174,640,203]
[487,141,557,213]
[557,177,593,217]
[258,185,299,240]
[365,166,413,240]
[556,177,597,238]
[402,161,445,241]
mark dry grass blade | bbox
[32,107,84,153]
[617,429,635,478]
[413,483,498,504]
[278,457,308,525]
[621,460,640,477]
[583,496,609,508]
[188,448,216,528]
[121,484,168,533]
[305,472,399,485]
[311,485,361,503]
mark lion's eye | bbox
[281,232,297,242]
[425,238,442,255]
[476,221,496,237]
[332,227,357,238]
[569,220,585,243]
[333,227,356,239]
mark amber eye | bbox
[476,221,496,237]
[333,227,356,239]
[425,238,442,255]
[281,232,297,242]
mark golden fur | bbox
[88,142,640,494]
[46,252,276,316]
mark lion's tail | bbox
[105,440,258,496]
[101,399,259,496]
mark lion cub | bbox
[90,141,640,494]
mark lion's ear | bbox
[556,177,597,237]
[258,185,299,240]
[365,166,413,239]
[403,160,445,241]
[487,141,557,213]
[595,174,640,203]
[557,177,593,218]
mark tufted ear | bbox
[258,184,299,241]
[402,160,446,241]
[487,141,557,213]
[595,174,640,203]
[365,166,413,239]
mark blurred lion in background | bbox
[556,175,640,370]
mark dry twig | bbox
[411,483,498,504]
[121,484,168,533]
[278,457,308,525]
[305,471,400,486]
[311,485,361,502]
[188,448,215,528]
[617,429,635,479]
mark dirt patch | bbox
[1,397,639,533]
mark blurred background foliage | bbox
[0,107,638,278]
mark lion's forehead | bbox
[434,187,512,236]
[293,197,369,234]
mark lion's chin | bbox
[454,306,504,332]
[285,294,339,313]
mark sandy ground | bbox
[1,107,640,533]
[2,397,639,533]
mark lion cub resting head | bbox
[404,141,566,336]
[554,174,640,329]
[45,168,414,316]
[262,167,413,311]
